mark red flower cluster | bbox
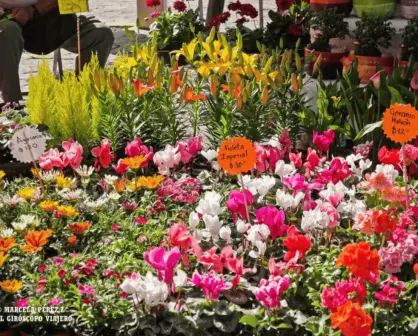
[276,0,294,11]
[208,12,231,28]
[336,242,380,283]
[283,225,311,261]
[237,3,258,19]
[145,0,161,8]
[288,24,303,37]
[331,301,373,336]
[173,0,187,12]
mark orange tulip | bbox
[21,229,53,254]
[0,237,17,253]
[68,222,92,235]
[131,79,155,96]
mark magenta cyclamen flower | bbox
[16,298,29,308]
[255,206,288,240]
[48,298,62,306]
[226,190,254,220]
[77,284,96,296]
[375,276,405,304]
[255,275,290,310]
[176,137,203,164]
[312,129,335,154]
[191,271,231,301]
[144,247,181,284]
[321,278,367,312]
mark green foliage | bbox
[401,17,418,62]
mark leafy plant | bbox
[401,17,418,62]
[353,14,395,57]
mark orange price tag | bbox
[382,104,418,143]
[218,137,256,175]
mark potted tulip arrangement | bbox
[343,14,395,84]
[397,18,418,70]
[305,8,349,79]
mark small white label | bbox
[9,127,47,163]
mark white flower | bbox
[108,191,121,201]
[173,270,188,288]
[104,175,119,185]
[196,191,223,216]
[219,226,232,244]
[276,190,304,210]
[268,135,282,149]
[1,195,25,207]
[0,228,14,237]
[301,206,329,232]
[75,165,94,178]
[275,160,296,178]
[211,161,220,171]
[201,149,218,162]
[11,222,27,232]
[153,145,181,176]
[236,219,251,233]
[249,240,267,259]
[337,199,367,217]
[39,170,59,183]
[189,211,200,230]
[59,189,83,201]
[246,224,270,258]
[85,196,108,210]
[203,215,223,242]
[239,176,276,200]
[375,164,399,180]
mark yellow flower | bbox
[17,187,36,200]
[56,205,79,218]
[121,156,147,170]
[39,201,59,213]
[31,168,39,178]
[0,279,23,293]
[139,175,165,189]
[0,170,5,180]
[0,252,8,268]
[128,178,143,191]
[56,175,73,189]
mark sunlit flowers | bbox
[131,79,155,96]
[375,275,405,304]
[330,301,373,336]
[17,186,36,200]
[144,247,181,284]
[353,209,398,235]
[39,201,59,212]
[322,278,367,312]
[56,174,74,189]
[55,205,79,218]
[0,252,8,269]
[0,237,17,253]
[121,155,147,170]
[255,275,290,310]
[0,170,5,180]
[68,222,93,235]
[0,279,23,293]
[191,270,231,301]
[21,229,53,253]
[91,139,115,171]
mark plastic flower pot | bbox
[353,0,396,18]
[137,0,165,29]
[305,49,348,79]
[342,54,394,84]
[399,0,418,19]
[310,0,353,17]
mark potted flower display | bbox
[305,8,349,79]
[310,0,352,17]
[342,14,395,84]
[353,0,396,18]
[396,17,418,70]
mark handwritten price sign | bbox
[58,0,89,14]
[9,127,47,163]
[218,137,256,175]
[382,104,418,143]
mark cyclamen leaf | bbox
[239,315,258,328]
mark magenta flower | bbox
[289,152,302,168]
[411,71,418,91]
[312,129,335,154]
[255,206,288,240]
[255,276,290,310]
[254,142,269,172]
[316,157,351,184]
[48,298,62,306]
[39,148,69,171]
[226,190,254,220]
[144,247,181,284]
[111,224,120,231]
[283,174,306,193]
[125,138,154,166]
[150,11,161,18]
[53,257,64,266]
[375,276,405,304]
[321,278,367,312]
[78,284,96,296]
[191,270,231,301]
[16,298,29,308]
[176,137,203,164]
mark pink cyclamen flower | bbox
[48,298,62,306]
[375,276,405,304]
[125,138,154,166]
[321,278,367,312]
[198,245,234,273]
[91,139,115,171]
[111,224,120,231]
[255,206,287,240]
[39,148,69,171]
[312,129,335,154]
[144,247,181,284]
[191,270,231,301]
[114,159,129,174]
[254,142,269,172]
[226,190,254,220]
[283,174,306,193]
[255,275,290,310]
[135,217,148,225]
[62,139,83,170]
[53,257,64,266]
[16,298,29,308]
[176,137,203,164]
[289,152,302,168]
[303,148,325,176]
[77,284,96,295]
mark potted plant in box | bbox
[305,8,349,79]
[396,18,418,70]
[342,14,395,84]
[353,0,396,18]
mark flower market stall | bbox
[1,0,418,335]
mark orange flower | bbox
[261,86,269,104]
[0,252,8,268]
[182,87,206,103]
[0,237,17,253]
[131,79,154,96]
[39,201,59,212]
[336,242,380,283]
[413,263,418,279]
[0,279,23,293]
[121,156,147,170]
[170,62,183,93]
[210,76,218,95]
[21,229,53,254]
[331,301,373,336]
[68,235,77,246]
[354,209,397,235]
[68,222,92,235]
[291,73,299,94]
[114,179,127,193]
[221,83,243,108]
[138,175,165,189]
[56,205,79,218]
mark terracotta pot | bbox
[399,0,418,19]
[137,0,165,29]
[0,330,18,336]
[305,49,348,79]
[310,0,353,16]
[353,0,396,18]
[342,54,394,84]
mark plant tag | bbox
[218,137,256,175]
[382,103,418,143]
[58,0,89,14]
[9,127,47,163]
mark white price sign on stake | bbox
[9,127,47,163]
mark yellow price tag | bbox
[58,0,89,14]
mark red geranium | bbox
[146,0,161,8]
[173,0,187,12]
[283,225,311,261]
[378,146,400,165]
[228,0,242,11]
[331,301,373,336]
[238,4,258,18]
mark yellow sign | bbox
[58,0,89,14]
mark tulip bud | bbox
[261,86,269,105]
[295,54,302,71]
[291,73,299,94]
[210,76,218,95]
[313,54,323,75]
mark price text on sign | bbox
[218,137,256,175]
[9,127,47,163]
[382,103,418,143]
[58,0,89,14]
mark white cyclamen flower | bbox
[275,160,296,178]
[196,191,223,216]
[375,164,399,180]
[189,211,200,230]
[203,215,223,242]
[153,145,181,175]
[173,270,188,288]
[219,226,232,244]
[201,149,218,162]
[276,190,304,210]
[301,206,330,232]
[236,219,251,233]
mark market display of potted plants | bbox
[353,0,396,18]
[305,8,350,79]
[310,0,352,17]
[342,14,395,84]
[396,17,418,70]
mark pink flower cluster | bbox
[191,271,231,301]
[253,130,291,172]
[313,130,335,154]
[255,206,287,239]
[39,139,83,171]
[226,190,254,221]
[375,276,405,304]
[255,275,290,310]
[354,141,373,158]
[157,178,200,203]
[144,247,180,284]
[115,138,154,173]
[176,137,203,164]
[321,278,367,312]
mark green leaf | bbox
[239,315,258,328]
[354,121,382,141]
[124,26,133,42]
[277,322,292,329]
[388,86,404,105]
